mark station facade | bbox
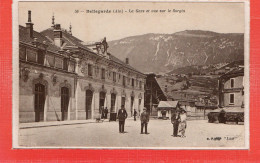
[19,11,146,122]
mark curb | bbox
[19,120,111,129]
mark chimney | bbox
[126,58,129,64]
[26,10,34,38]
[54,24,62,47]
[69,23,72,35]
[51,13,55,28]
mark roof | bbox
[19,25,60,52]
[108,54,143,75]
[154,77,168,97]
[158,101,179,108]
[216,60,244,72]
[40,28,144,75]
[220,66,244,80]
[41,27,91,50]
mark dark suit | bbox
[134,110,137,121]
[140,111,149,134]
[171,112,180,137]
[104,108,108,119]
[117,108,128,133]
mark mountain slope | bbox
[108,30,244,73]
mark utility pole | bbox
[150,81,153,115]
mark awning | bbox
[157,101,179,110]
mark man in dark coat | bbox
[171,109,180,137]
[104,107,108,119]
[133,109,137,121]
[100,106,104,119]
[117,105,128,133]
[140,107,150,134]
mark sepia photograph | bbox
[13,1,249,149]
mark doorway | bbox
[121,96,125,107]
[86,90,93,119]
[61,87,69,121]
[131,96,134,116]
[34,83,45,122]
[111,93,116,113]
[99,92,106,113]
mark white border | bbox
[12,0,250,149]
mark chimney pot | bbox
[52,13,55,27]
[28,10,32,22]
[54,24,61,30]
[26,10,34,38]
[126,58,129,64]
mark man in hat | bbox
[140,107,150,134]
[133,109,137,121]
[117,105,128,133]
[104,107,108,119]
[171,109,180,137]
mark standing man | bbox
[100,106,104,119]
[133,109,137,121]
[140,107,150,134]
[171,109,180,137]
[117,105,128,133]
[104,107,108,119]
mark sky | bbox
[18,2,245,42]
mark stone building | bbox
[19,11,146,123]
[218,66,244,108]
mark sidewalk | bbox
[19,117,146,129]
[19,119,110,129]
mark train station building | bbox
[19,11,146,122]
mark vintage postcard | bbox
[12,0,250,149]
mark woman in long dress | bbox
[179,109,187,138]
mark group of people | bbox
[100,106,108,119]
[117,105,187,137]
[171,109,187,137]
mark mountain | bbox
[108,30,244,73]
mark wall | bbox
[223,76,244,107]
[223,92,244,107]
[19,62,76,122]
[224,76,243,89]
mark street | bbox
[19,119,245,148]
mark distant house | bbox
[157,101,180,119]
[218,67,244,108]
[207,67,244,124]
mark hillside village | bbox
[144,60,244,121]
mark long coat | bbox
[171,112,180,125]
[117,109,128,121]
[140,111,149,123]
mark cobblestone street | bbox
[18,119,245,148]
